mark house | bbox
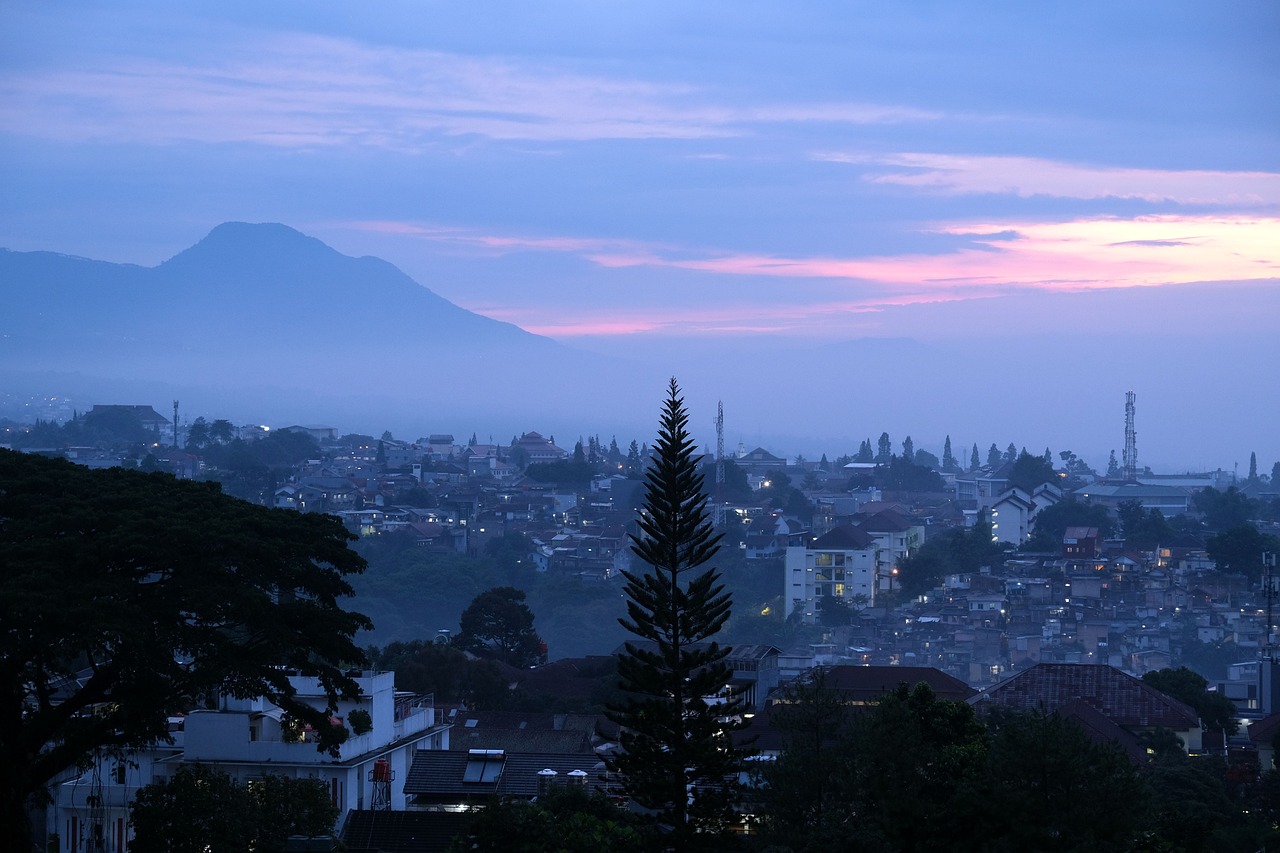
[52,672,450,852]
[279,424,339,442]
[773,665,977,707]
[1063,526,1100,558]
[971,663,1203,753]
[87,404,171,436]
[744,513,808,560]
[403,749,604,810]
[989,483,1062,545]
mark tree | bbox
[1249,452,1258,481]
[1273,461,1280,485]
[456,586,547,668]
[0,450,371,845]
[185,415,210,449]
[129,765,338,853]
[974,709,1149,851]
[844,683,989,852]
[857,439,874,463]
[1107,450,1120,477]
[876,432,893,464]
[1117,499,1175,550]
[901,435,915,463]
[1003,442,1017,464]
[987,443,1001,468]
[942,435,957,472]
[209,418,236,444]
[970,443,980,471]
[1206,524,1280,583]
[1193,487,1258,532]
[1142,667,1239,736]
[1006,449,1057,492]
[607,379,748,845]
[450,786,659,853]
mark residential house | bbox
[52,672,450,852]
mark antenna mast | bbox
[172,399,180,448]
[715,401,725,526]
[1122,390,1137,481]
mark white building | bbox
[51,671,450,852]
[786,526,879,624]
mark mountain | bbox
[0,222,648,435]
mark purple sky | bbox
[2,1,1278,470]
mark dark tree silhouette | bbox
[0,450,370,847]
[455,586,547,668]
[606,379,748,846]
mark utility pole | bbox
[172,400,179,448]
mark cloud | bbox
[0,33,940,148]
[815,151,1280,206]
[341,214,1280,336]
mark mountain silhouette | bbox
[0,223,608,432]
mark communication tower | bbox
[714,401,726,527]
[1122,391,1137,481]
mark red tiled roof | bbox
[976,663,1198,729]
[822,665,977,702]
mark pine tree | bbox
[857,439,874,463]
[607,379,747,844]
[901,436,915,463]
[970,443,980,471]
[1107,450,1120,477]
[987,443,1001,469]
[877,432,893,464]
[942,436,957,472]
[1248,452,1258,481]
[1003,442,1017,464]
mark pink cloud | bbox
[816,151,1280,205]
[331,214,1278,338]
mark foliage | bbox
[1024,497,1114,550]
[606,379,748,845]
[524,458,596,485]
[973,708,1149,852]
[448,787,659,853]
[877,455,944,492]
[1193,486,1258,532]
[757,468,814,522]
[1142,667,1239,735]
[1117,499,1175,550]
[347,707,373,735]
[0,450,370,844]
[129,765,337,853]
[755,671,857,852]
[896,517,1003,598]
[1206,524,1280,582]
[456,586,547,668]
[1004,449,1057,492]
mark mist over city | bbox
[4,3,1280,851]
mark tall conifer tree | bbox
[607,379,747,846]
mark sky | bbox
[2,2,1278,471]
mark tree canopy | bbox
[129,765,338,853]
[0,449,370,843]
[456,586,547,668]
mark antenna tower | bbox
[172,400,180,448]
[714,401,725,526]
[1122,391,1137,481]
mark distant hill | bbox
[0,222,627,433]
